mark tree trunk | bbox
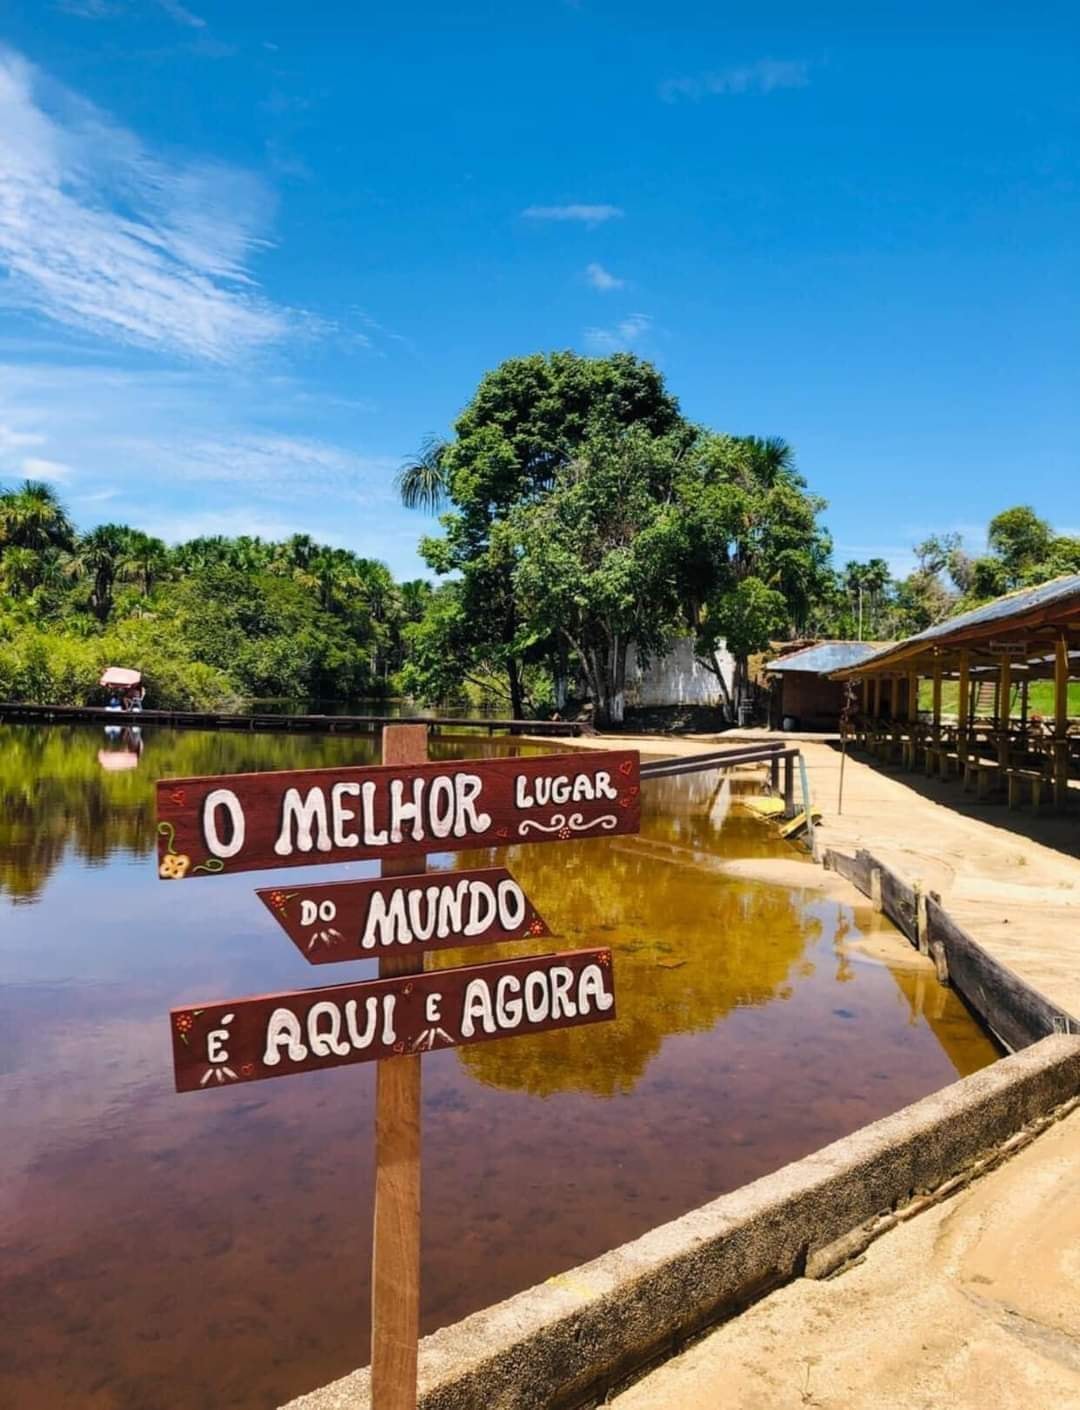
[588,639,628,728]
[733,654,750,717]
[507,657,524,720]
[610,637,627,726]
[697,648,734,718]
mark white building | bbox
[624,636,735,709]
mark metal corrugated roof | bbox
[833,573,1080,675]
[766,641,887,674]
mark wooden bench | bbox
[902,737,923,771]
[1006,767,1050,811]
[925,745,960,780]
[962,757,1002,800]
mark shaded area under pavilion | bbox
[829,574,1080,811]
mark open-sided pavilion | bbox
[830,574,1080,811]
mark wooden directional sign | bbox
[170,948,615,1093]
[256,867,551,965]
[155,750,640,880]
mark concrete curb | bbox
[281,1034,1080,1410]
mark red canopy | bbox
[97,749,141,772]
[100,667,141,688]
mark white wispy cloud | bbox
[583,313,652,353]
[0,361,428,571]
[585,262,624,292]
[117,431,395,494]
[0,422,46,451]
[522,203,624,225]
[0,47,294,361]
[660,59,809,103]
[155,0,206,27]
[20,456,73,483]
[55,0,120,16]
[57,0,207,24]
[75,487,120,503]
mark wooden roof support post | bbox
[872,675,882,719]
[907,671,919,723]
[957,652,970,762]
[998,655,1012,767]
[1054,636,1069,810]
[371,723,428,1410]
[932,662,943,745]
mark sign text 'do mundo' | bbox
[156,750,640,879]
[171,948,615,1093]
[256,866,551,964]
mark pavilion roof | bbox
[830,573,1080,677]
[765,641,888,675]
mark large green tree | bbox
[510,426,685,726]
[675,434,831,709]
[410,351,685,716]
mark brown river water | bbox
[0,724,997,1410]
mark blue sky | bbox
[0,2,1076,580]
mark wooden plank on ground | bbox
[925,896,1075,1052]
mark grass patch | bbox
[915,679,1080,718]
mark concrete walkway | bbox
[558,730,1080,1410]
[613,1104,1080,1410]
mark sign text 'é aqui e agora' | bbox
[171,948,614,1091]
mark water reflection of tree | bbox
[0,725,551,903]
[0,725,384,903]
[441,834,819,1098]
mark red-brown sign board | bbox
[256,867,550,965]
[171,948,615,1092]
[156,750,640,880]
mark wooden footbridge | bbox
[0,701,588,738]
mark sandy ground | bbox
[613,1106,1080,1410]
[553,730,1080,1410]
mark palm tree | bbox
[0,480,75,553]
[396,436,450,513]
[843,562,868,640]
[0,546,44,597]
[740,435,796,489]
[120,530,170,596]
[67,524,128,622]
[861,558,892,637]
[272,533,319,575]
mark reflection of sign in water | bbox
[171,949,614,1091]
[154,750,641,879]
[256,866,550,964]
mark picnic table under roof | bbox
[828,573,1080,811]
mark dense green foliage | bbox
[3,348,1074,724]
[405,352,830,723]
[816,505,1080,644]
[0,488,429,709]
[410,351,686,718]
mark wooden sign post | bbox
[374,724,424,1410]
[160,731,638,1410]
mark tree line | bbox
[0,483,430,709]
[816,506,1080,645]
[2,351,1073,722]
